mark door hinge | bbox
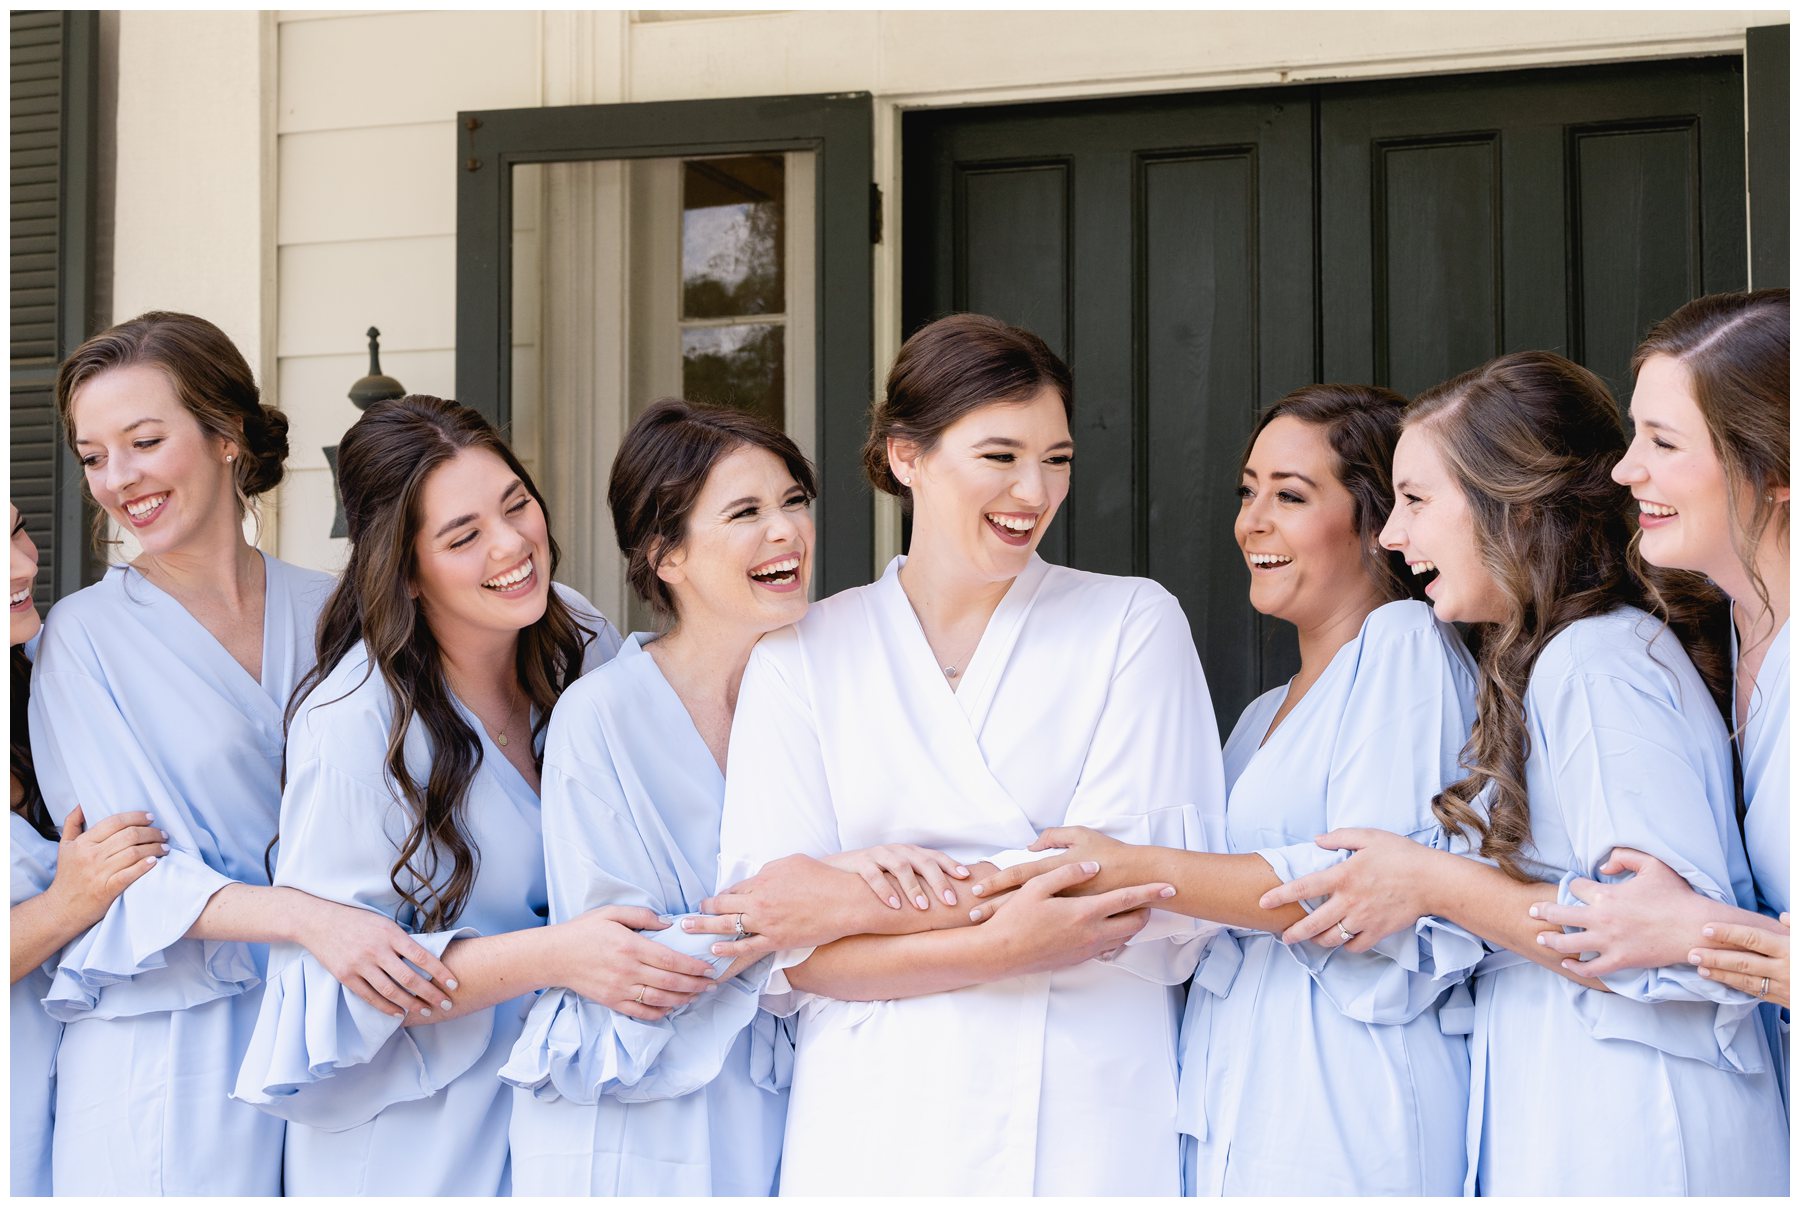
[870,182,884,245]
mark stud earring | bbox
[226,454,235,463]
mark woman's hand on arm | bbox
[968,825,1306,933]
[1525,848,1769,976]
[693,852,993,960]
[1256,827,1609,992]
[786,861,1176,1002]
[10,806,167,984]
[187,884,460,1020]
[1690,913,1790,1009]
[409,905,720,1028]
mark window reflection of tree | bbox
[679,154,787,428]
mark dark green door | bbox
[903,57,1749,733]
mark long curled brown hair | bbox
[1408,351,1728,881]
[1631,290,1789,618]
[287,396,595,932]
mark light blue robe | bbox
[1737,617,1789,1103]
[26,553,332,1195]
[1181,601,1480,1194]
[232,587,619,1196]
[11,811,61,1196]
[500,634,789,1195]
[1472,607,1788,1195]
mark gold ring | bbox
[1336,921,1355,943]
[633,985,646,1004]
[1760,976,1771,998]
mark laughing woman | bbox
[232,395,635,1195]
[30,313,453,1195]
[968,385,1481,1194]
[1530,292,1790,1091]
[714,314,1221,1196]
[500,399,817,1195]
[1261,351,1788,1194]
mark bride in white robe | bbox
[716,314,1225,1196]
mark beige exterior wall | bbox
[107,9,1785,575]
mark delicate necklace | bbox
[942,664,959,679]
[491,680,524,747]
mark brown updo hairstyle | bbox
[1243,383,1414,603]
[54,312,289,549]
[863,314,1072,513]
[1404,351,1726,882]
[1631,289,1789,614]
[609,397,816,620]
[285,395,595,932]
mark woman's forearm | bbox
[785,926,1010,1002]
[398,927,560,1026]
[183,882,309,944]
[10,889,87,984]
[1418,850,1609,991]
[1131,847,1303,931]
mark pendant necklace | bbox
[943,664,959,680]
[492,681,523,747]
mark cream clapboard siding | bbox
[101,8,1779,572]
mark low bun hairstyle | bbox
[1244,383,1414,603]
[609,398,816,619]
[54,311,290,515]
[863,314,1072,512]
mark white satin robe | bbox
[717,554,1226,1196]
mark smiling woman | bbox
[714,314,1223,1195]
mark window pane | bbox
[682,323,785,429]
[682,155,785,318]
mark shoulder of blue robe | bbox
[1252,599,1485,1024]
[10,812,58,906]
[550,582,624,675]
[1532,610,1766,1072]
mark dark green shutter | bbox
[10,9,98,608]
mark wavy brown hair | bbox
[286,396,596,932]
[1408,351,1727,881]
[1631,289,1789,618]
[1243,383,1417,603]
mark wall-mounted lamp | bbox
[325,327,406,539]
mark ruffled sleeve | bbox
[231,754,498,1124]
[231,925,486,1128]
[30,665,258,1022]
[500,915,762,1104]
[1541,658,1765,1072]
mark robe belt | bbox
[1176,929,1245,1144]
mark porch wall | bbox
[109,9,1783,574]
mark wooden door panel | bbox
[1322,59,1746,399]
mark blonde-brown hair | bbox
[1407,351,1726,881]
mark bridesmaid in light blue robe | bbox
[11,811,60,1196]
[501,634,789,1195]
[28,552,332,1195]
[1735,615,1789,1100]
[1182,600,1480,1195]
[233,587,619,1195]
[1471,609,1787,1195]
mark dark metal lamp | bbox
[326,327,406,539]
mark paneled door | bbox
[1320,58,1747,399]
[904,57,1749,732]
